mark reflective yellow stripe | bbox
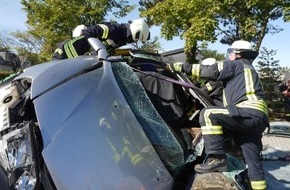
[63,36,84,58]
[68,41,78,57]
[191,64,200,78]
[236,99,268,116]
[202,109,229,135]
[204,108,229,126]
[201,125,223,135]
[98,24,109,39]
[54,48,63,54]
[173,62,183,72]
[122,144,144,166]
[131,153,144,166]
[251,180,266,190]
[107,138,121,164]
[244,67,258,101]
[64,43,73,58]
[205,82,212,91]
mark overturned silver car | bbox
[0,39,248,190]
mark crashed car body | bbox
[0,46,198,190]
[0,39,243,190]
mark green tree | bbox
[21,0,134,60]
[0,32,12,51]
[0,33,19,79]
[129,36,163,53]
[256,47,284,119]
[9,31,44,65]
[280,66,290,73]
[139,0,290,61]
[199,42,225,61]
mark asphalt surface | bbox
[261,121,290,190]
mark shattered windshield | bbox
[111,62,184,174]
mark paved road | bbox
[261,121,290,190]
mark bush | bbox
[0,71,14,81]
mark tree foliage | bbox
[0,31,44,66]
[20,0,134,60]
[256,47,284,119]
[139,0,290,59]
[0,32,12,51]
[129,36,163,53]
[280,66,290,73]
[198,42,225,61]
[10,31,45,65]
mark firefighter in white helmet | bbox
[53,19,150,60]
[170,40,268,190]
[72,24,87,38]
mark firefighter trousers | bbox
[199,106,267,184]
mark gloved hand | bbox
[168,62,184,73]
[201,58,216,65]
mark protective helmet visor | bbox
[226,48,259,60]
[226,48,238,60]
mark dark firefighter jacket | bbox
[178,59,268,120]
[53,22,132,60]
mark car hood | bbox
[15,56,98,99]
[15,57,179,189]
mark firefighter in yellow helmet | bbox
[170,40,269,190]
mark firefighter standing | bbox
[52,18,150,60]
[170,40,269,190]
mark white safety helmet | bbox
[227,40,258,59]
[228,40,253,53]
[201,58,217,65]
[72,24,87,38]
[129,19,150,43]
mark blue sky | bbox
[0,0,289,67]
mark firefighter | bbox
[170,40,269,190]
[52,18,150,60]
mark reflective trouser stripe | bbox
[251,180,267,190]
[201,109,229,135]
[201,125,223,135]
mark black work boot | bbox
[194,154,228,174]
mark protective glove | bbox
[201,58,216,65]
[168,62,184,73]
